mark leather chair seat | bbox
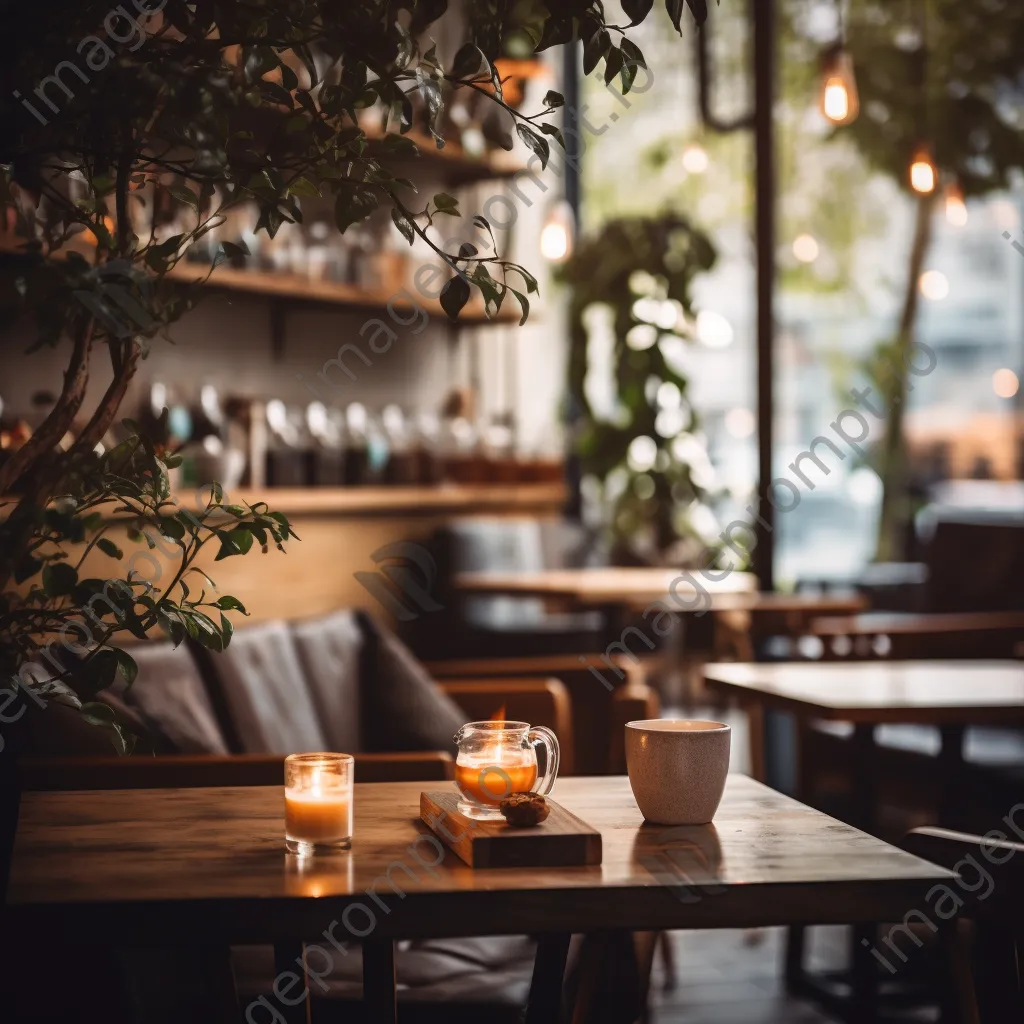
[232,936,535,1021]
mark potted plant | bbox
[0,2,705,749]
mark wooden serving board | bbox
[420,791,602,869]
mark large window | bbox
[580,3,1023,584]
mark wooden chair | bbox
[903,825,1024,1022]
[809,611,1024,660]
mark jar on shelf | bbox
[306,401,345,486]
[264,399,306,487]
[381,404,417,485]
[412,411,443,485]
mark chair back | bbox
[290,609,365,752]
[107,640,230,754]
[196,620,328,753]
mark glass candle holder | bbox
[284,753,354,855]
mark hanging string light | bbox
[945,180,968,226]
[540,199,574,262]
[819,2,859,125]
[909,0,937,194]
[910,145,937,194]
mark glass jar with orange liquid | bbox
[453,720,560,820]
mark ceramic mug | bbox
[625,719,731,825]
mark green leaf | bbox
[540,123,566,150]
[334,183,379,233]
[14,555,43,583]
[214,595,248,614]
[451,42,487,80]
[604,46,624,86]
[220,240,250,259]
[167,182,199,210]
[115,649,139,687]
[214,528,255,561]
[543,90,565,109]
[433,192,460,215]
[287,176,322,198]
[380,133,420,157]
[80,701,116,727]
[158,515,186,541]
[516,124,550,168]
[511,288,531,325]
[622,0,655,24]
[220,613,234,649]
[391,207,416,246]
[685,0,709,26]
[42,562,78,596]
[97,538,123,559]
[440,274,471,320]
[583,29,610,76]
[83,649,119,692]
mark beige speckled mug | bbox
[625,720,731,825]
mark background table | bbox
[704,659,1024,784]
[454,568,867,665]
[7,775,954,1023]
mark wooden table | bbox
[453,566,759,608]
[7,776,953,1023]
[703,660,1024,1015]
[703,659,1024,785]
[454,568,867,664]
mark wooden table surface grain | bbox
[7,776,952,945]
[703,660,1024,724]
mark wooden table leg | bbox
[362,938,397,1024]
[273,943,309,1024]
[937,724,966,826]
[746,701,766,783]
[526,932,571,1024]
[941,920,981,1024]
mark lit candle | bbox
[284,753,353,855]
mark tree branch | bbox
[71,339,141,455]
[0,317,95,496]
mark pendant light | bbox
[819,2,859,125]
[910,145,937,194]
[540,199,574,262]
[908,2,937,195]
[819,45,859,125]
[944,180,967,226]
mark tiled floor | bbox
[647,927,870,1023]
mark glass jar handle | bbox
[528,726,560,796]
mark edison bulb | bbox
[910,147,937,194]
[681,144,709,174]
[540,200,574,262]
[945,183,968,226]
[819,48,859,125]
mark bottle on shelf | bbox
[381,404,416,485]
[264,399,305,487]
[306,401,345,485]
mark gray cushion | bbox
[361,617,466,755]
[203,620,328,753]
[110,641,229,754]
[291,610,364,752]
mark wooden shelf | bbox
[364,128,528,187]
[0,238,523,326]
[0,483,567,522]
[166,261,520,324]
[180,483,567,517]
